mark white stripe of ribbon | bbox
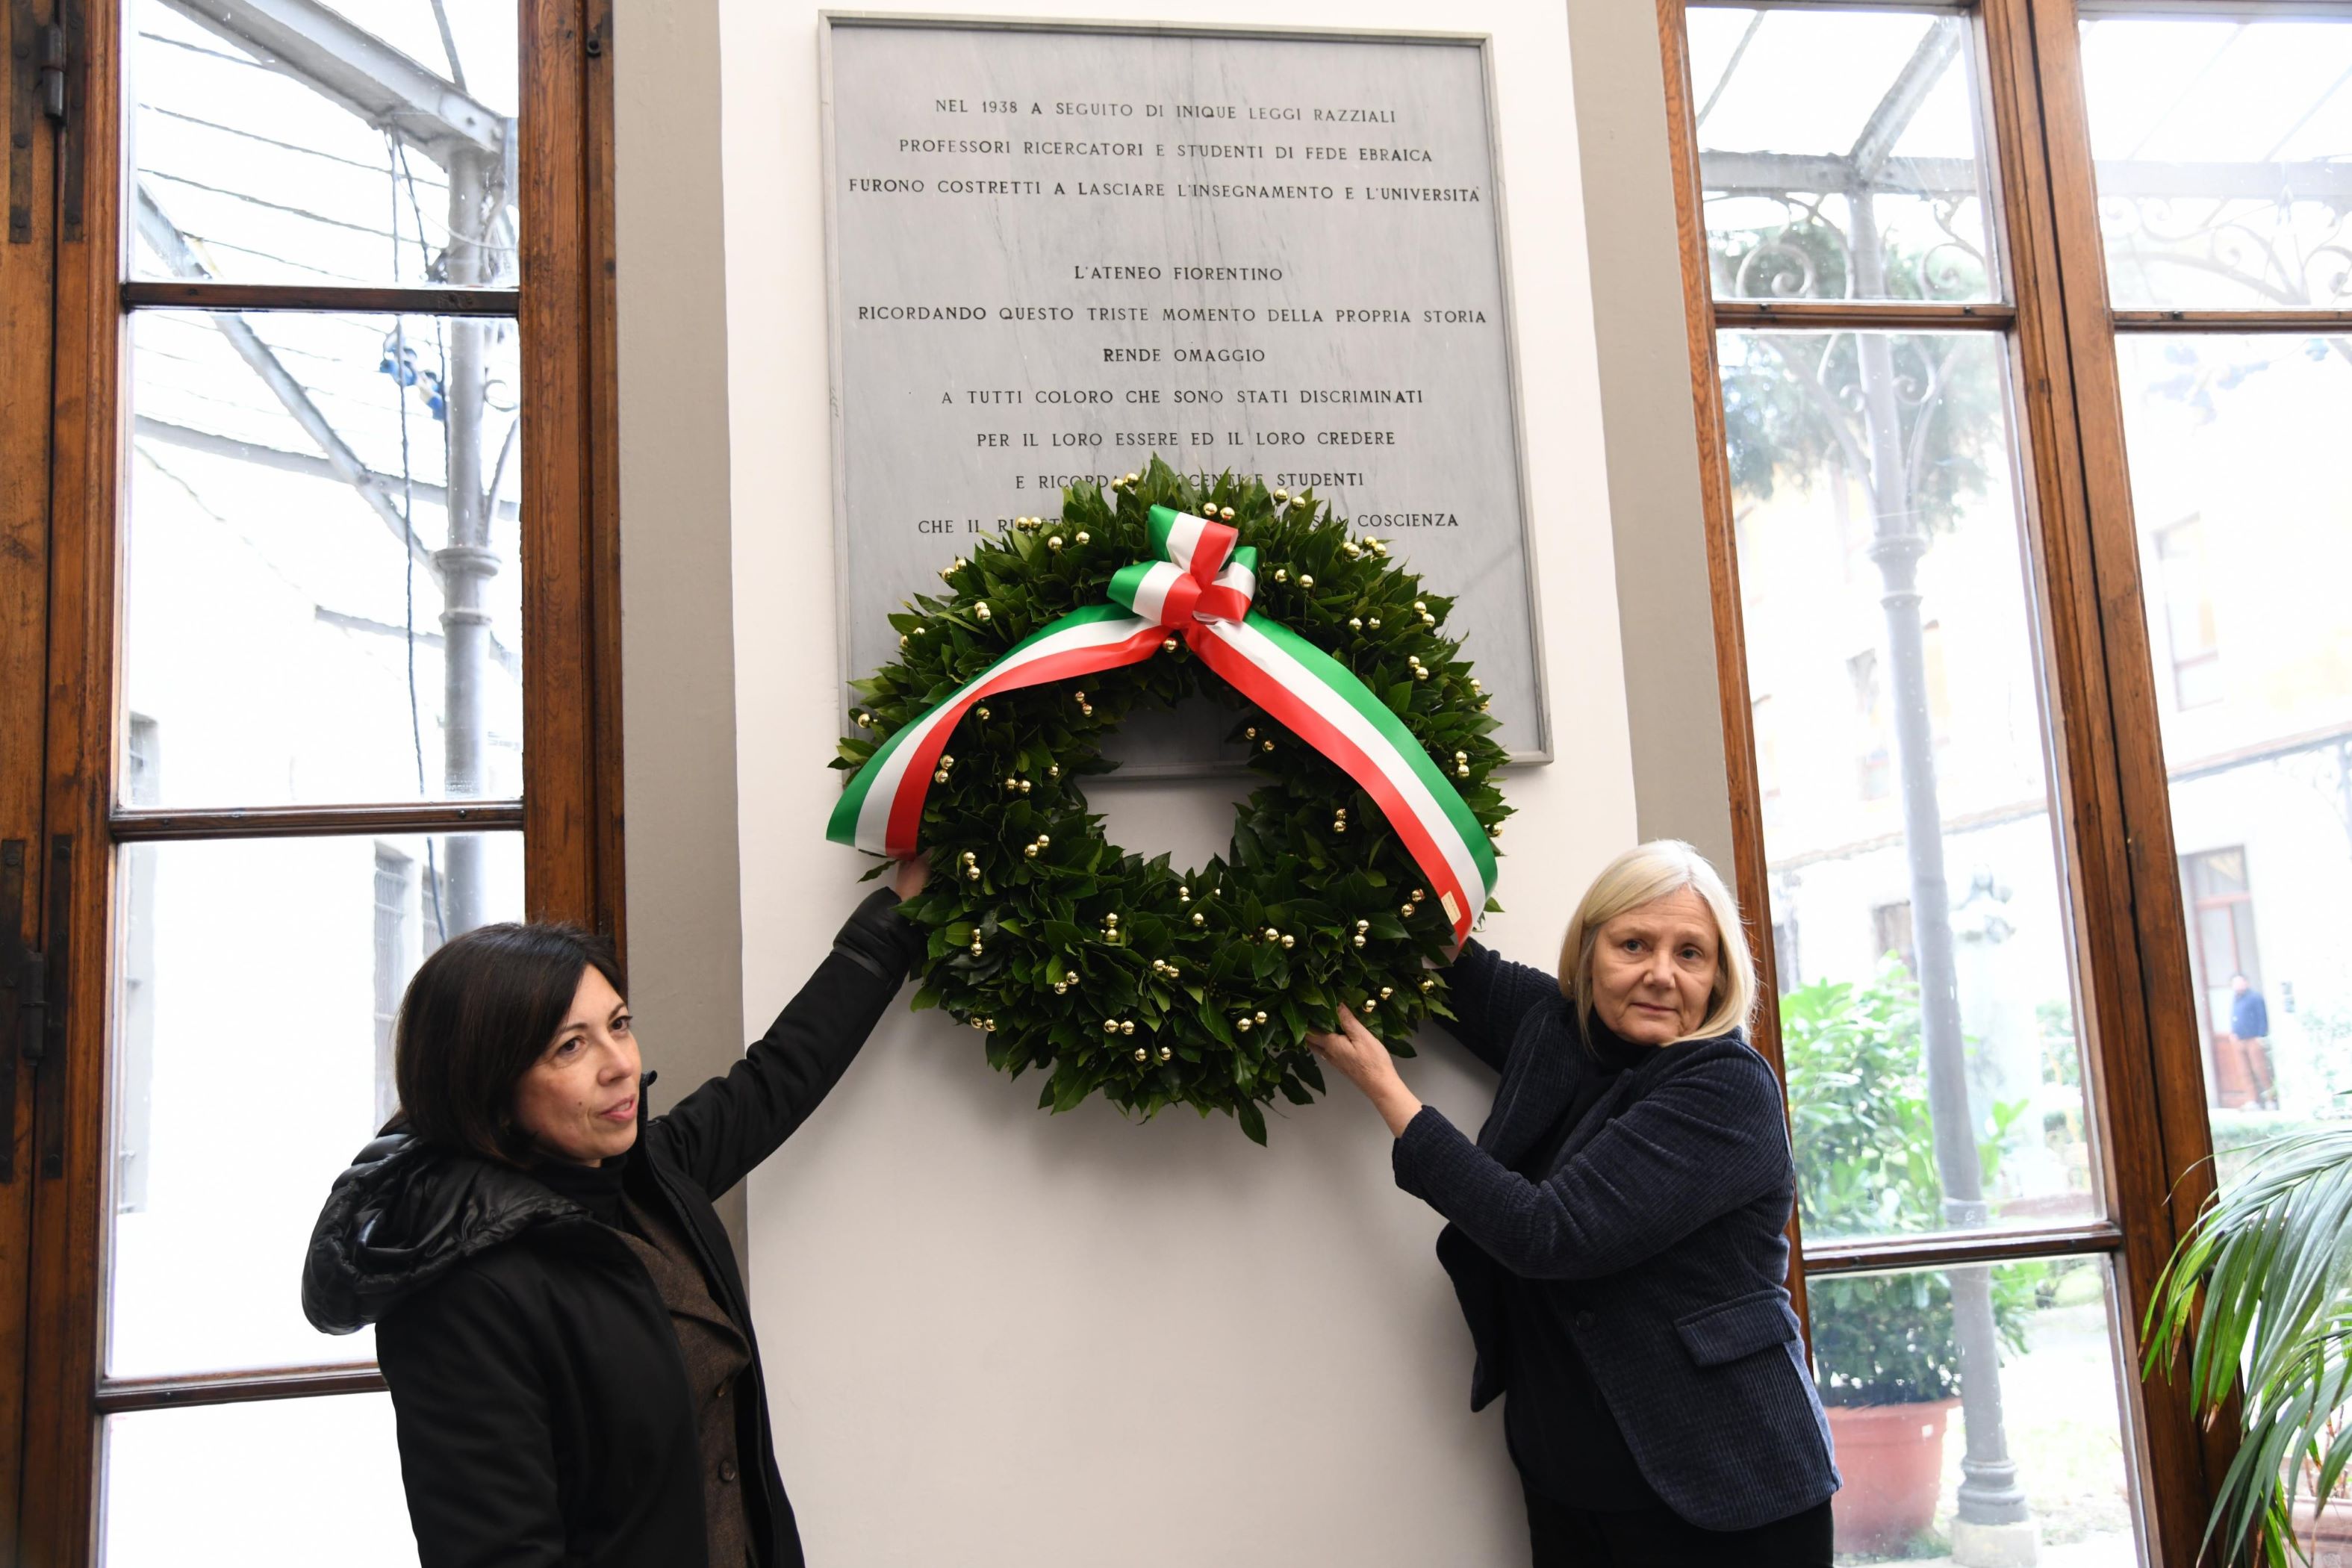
[1163,511,1208,572]
[1126,561,1185,624]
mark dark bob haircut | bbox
[392,921,626,1164]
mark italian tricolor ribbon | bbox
[828,505,1499,942]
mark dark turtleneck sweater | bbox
[1499,1019,1664,1513]
[529,1148,629,1224]
[530,1151,756,1567]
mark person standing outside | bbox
[2231,973,2277,1110]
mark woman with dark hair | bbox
[1307,841,1837,1567]
[302,863,926,1568]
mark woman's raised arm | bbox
[1437,939,1563,1074]
[652,862,926,1198]
[1392,1040,1789,1279]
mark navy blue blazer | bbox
[1392,942,1839,1532]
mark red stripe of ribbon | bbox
[883,625,1166,856]
[1185,518,1239,585]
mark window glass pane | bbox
[108,833,522,1378]
[1808,1258,2141,1564]
[1690,7,1994,303]
[1722,330,2098,1242]
[125,310,523,806]
[2115,334,2352,1158]
[104,1396,416,1567]
[2080,16,2352,311]
[131,0,517,289]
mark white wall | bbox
[1565,0,1736,874]
[613,0,754,1257]
[636,1,1640,1561]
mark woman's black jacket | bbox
[301,889,920,1568]
[1393,941,1841,1532]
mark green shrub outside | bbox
[1780,965,2036,1406]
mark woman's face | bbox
[511,965,641,1166]
[1588,887,1720,1046]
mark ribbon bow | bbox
[1107,507,1258,628]
[830,504,1496,941]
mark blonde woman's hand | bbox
[891,853,930,901]
[1306,1005,1424,1138]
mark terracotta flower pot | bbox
[1824,1399,1958,1555]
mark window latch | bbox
[37,23,63,124]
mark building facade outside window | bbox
[2153,517,2221,711]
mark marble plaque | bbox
[821,17,1549,770]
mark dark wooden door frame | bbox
[0,0,64,1555]
[5,4,622,1563]
[19,0,122,1551]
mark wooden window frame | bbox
[4,1,622,1562]
[1652,0,2304,1558]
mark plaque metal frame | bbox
[817,12,1554,773]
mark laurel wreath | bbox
[833,458,1511,1141]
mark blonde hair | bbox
[1556,840,1757,1044]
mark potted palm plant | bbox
[1782,968,2032,1555]
[2145,1126,2352,1567]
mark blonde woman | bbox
[1309,841,1837,1567]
